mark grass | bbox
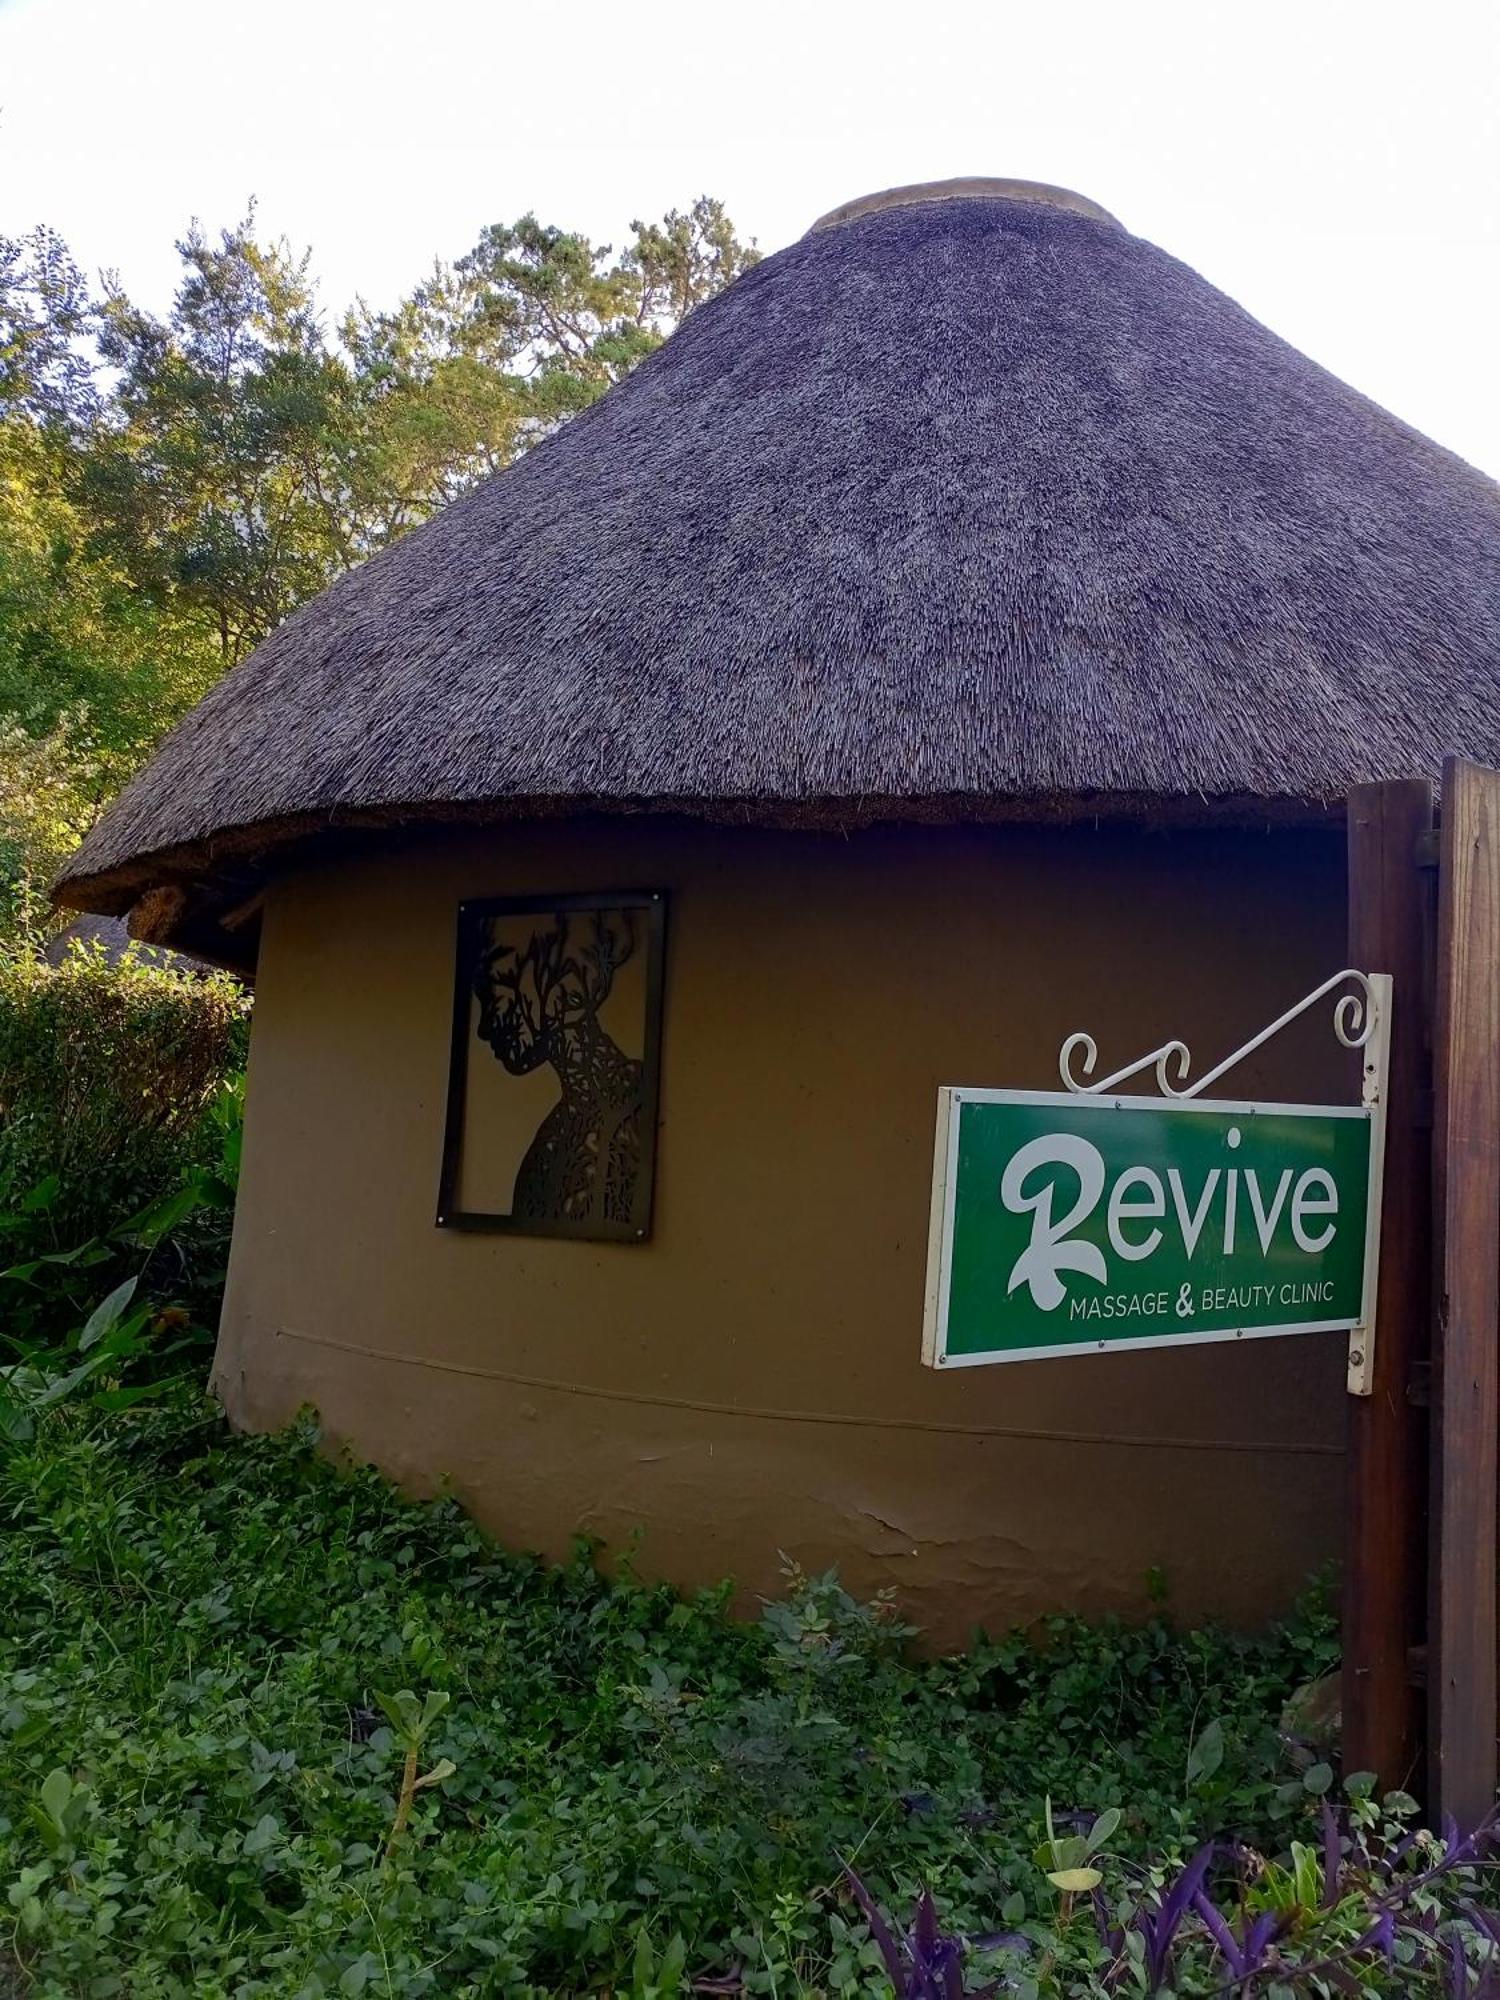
[0,1388,1350,1996]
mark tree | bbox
[0,193,759,934]
[342,196,759,525]
[0,227,98,431]
[84,210,357,662]
[0,231,215,819]
[628,195,762,330]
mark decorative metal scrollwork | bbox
[1059,968,1377,1100]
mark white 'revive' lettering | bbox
[995,1129,1343,1314]
[1166,1167,1220,1257]
[1245,1168,1294,1254]
[1000,1134,1108,1312]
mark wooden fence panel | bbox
[1344,779,1434,1792]
[1430,755,1500,1826]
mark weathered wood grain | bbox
[1344,779,1434,1794]
[1430,756,1500,1826]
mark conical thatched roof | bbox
[58,177,1500,962]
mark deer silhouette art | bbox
[472,908,643,1229]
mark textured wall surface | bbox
[213,817,1349,1649]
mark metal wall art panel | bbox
[437,892,666,1241]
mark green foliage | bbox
[0,1389,1355,1995]
[0,198,757,930]
[0,231,217,821]
[851,1784,1500,1996]
[340,196,758,536]
[87,210,360,661]
[0,940,247,1229]
[0,944,247,1377]
[0,1098,241,1446]
[0,711,100,937]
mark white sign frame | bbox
[921,1086,1381,1371]
[921,967,1391,1390]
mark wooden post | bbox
[1344,779,1434,1793]
[1430,755,1500,1826]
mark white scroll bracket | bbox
[1057,969,1392,1397]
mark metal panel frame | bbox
[437,889,667,1241]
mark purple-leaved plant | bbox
[841,1865,1028,1999]
[841,1799,1500,1997]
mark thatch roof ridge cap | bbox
[808,177,1123,233]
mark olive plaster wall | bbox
[212,817,1349,1649]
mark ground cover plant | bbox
[6,1389,1493,1998]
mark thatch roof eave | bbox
[55,784,1350,973]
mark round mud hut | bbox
[58,179,1500,1647]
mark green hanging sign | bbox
[922,1090,1379,1369]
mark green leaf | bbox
[659,1933,686,1988]
[91,1381,173,1412]
[1086,1806,1121,1853]
[118,1184,201,1245]
[78,1276,138,1351]
[1186,1717,1225,1787]
[1290,1840,1322,1907]
[19,1175,59,1213]
[1302,1761,1335,1795]
[243,1813,279,1855]
[374,1688,419,1738]
[1047,1866,1102,1893]
[90,1303,154,1359]
[33,1349,121,1410]
[38,1768,71,1830]
[0,1379,34,1447]
[1,1238,107,1283]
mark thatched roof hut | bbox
[58,178,1500,973]
[56,180,1500,1644]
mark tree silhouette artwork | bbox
[438,896,665,1239]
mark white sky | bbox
[2,0,1498,475]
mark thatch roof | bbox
[58,177,1500,964]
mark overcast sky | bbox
[3,0,1497,474]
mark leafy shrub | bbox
[0,1073,241,1443]
[0,1396,1364,1995]
[0,939,247,1333]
